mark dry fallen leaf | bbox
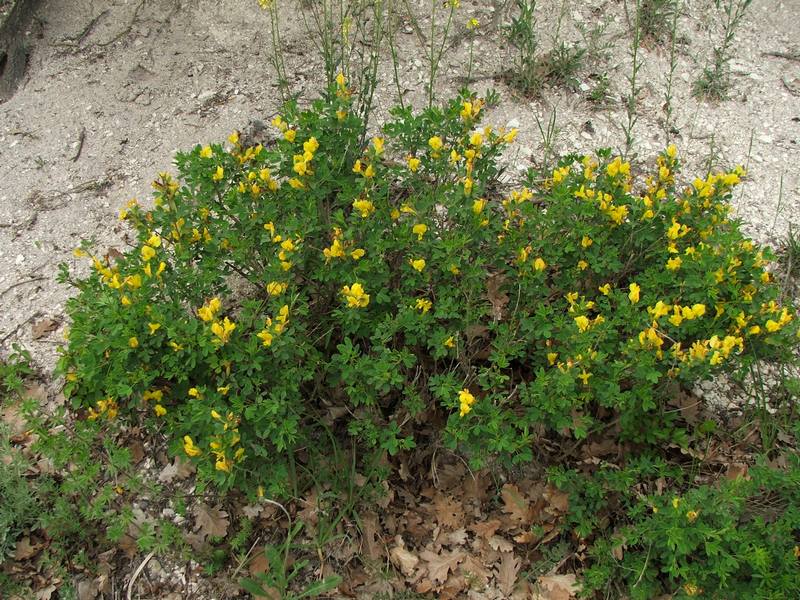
[488,535,513,553]
[249,549,270,577]
[433,494,462,530]
[31,318,59,340]
[459,555,490,587]
[533,574,581,600]
[445,528,468,546]
[486,273,509,321]
[420,548,465,584]
[496,552,521,595]
[543,484,569,514]
[14,537,40,560]
[193,503,229,539]
[361,511,383,560]
[390,542,419,576]
[471,519,501,540]
[501,484,530,523]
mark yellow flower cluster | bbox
[197,297,222,322]
[257,305,289,347]
[292,136,319,180]
[209,411,245,472]
[459,389,476,417]
[342,283,370,308]
[211,317,236,345]
[87,397,118,421]
[183,435,202,457]
[415,298,433,314]
[323,227,365,262]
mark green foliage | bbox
[639,0,679,43]
[0,344,33,402]
[578,458,800,599]
[693,0,752,100]
[0,428,40,560]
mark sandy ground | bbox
[1,0,799,375]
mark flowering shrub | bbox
[58,79,798,496]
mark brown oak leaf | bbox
[533,574,581,600]
[193,503,229,539]
[501,484,530,523]
[420,548,465,584]
[496,552,521,595]
[433,494,462,530]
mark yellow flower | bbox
[683,583,702,597]
[228,131,239,145]
[458,389,476,417]
[547,352,558,365]
[352,198,375,218]
[577,370,592,385]
[149,323,161,335]
[351,248,365,260]
[288,177,304,189]
[766,319,780,332]
[581,236,593,248]
[266,281,287,296]
[672,497,681,509]
[428,136,443,151]
[574,316,590,332]
[407,156,421,172]
[200,145,213,158]
[412,223,428,240]
[154,404,167,417]
[211,317,236,344]
[342,283,370,308]
[598,283,612,296]
[466,17,479,30]
[372,137,384,154]
[129,336,139,348]
[215,455,232,472]
[324,239,345,261]
[188,387,200,398]
[284,129,297,142]
[628,283,641,304]
[503,129,518,143]
[212,166,224,181]
[415,298,433,314]
[141,245,156,262]
[473,198,486,214]
[686,510,699,523]
[197,297,221,322]
[183,435,202,457]
[169,341,183,352]
[533,257,546,271]
[364,164,375,178]
[143,390,163,402]
[257,328,273,347]
[444,336,455,348]
[469,132,483,147]
[410,258,426,272]
[577,260,589,271]
[666,256,682,271]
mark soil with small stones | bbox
[1,0,799,598]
